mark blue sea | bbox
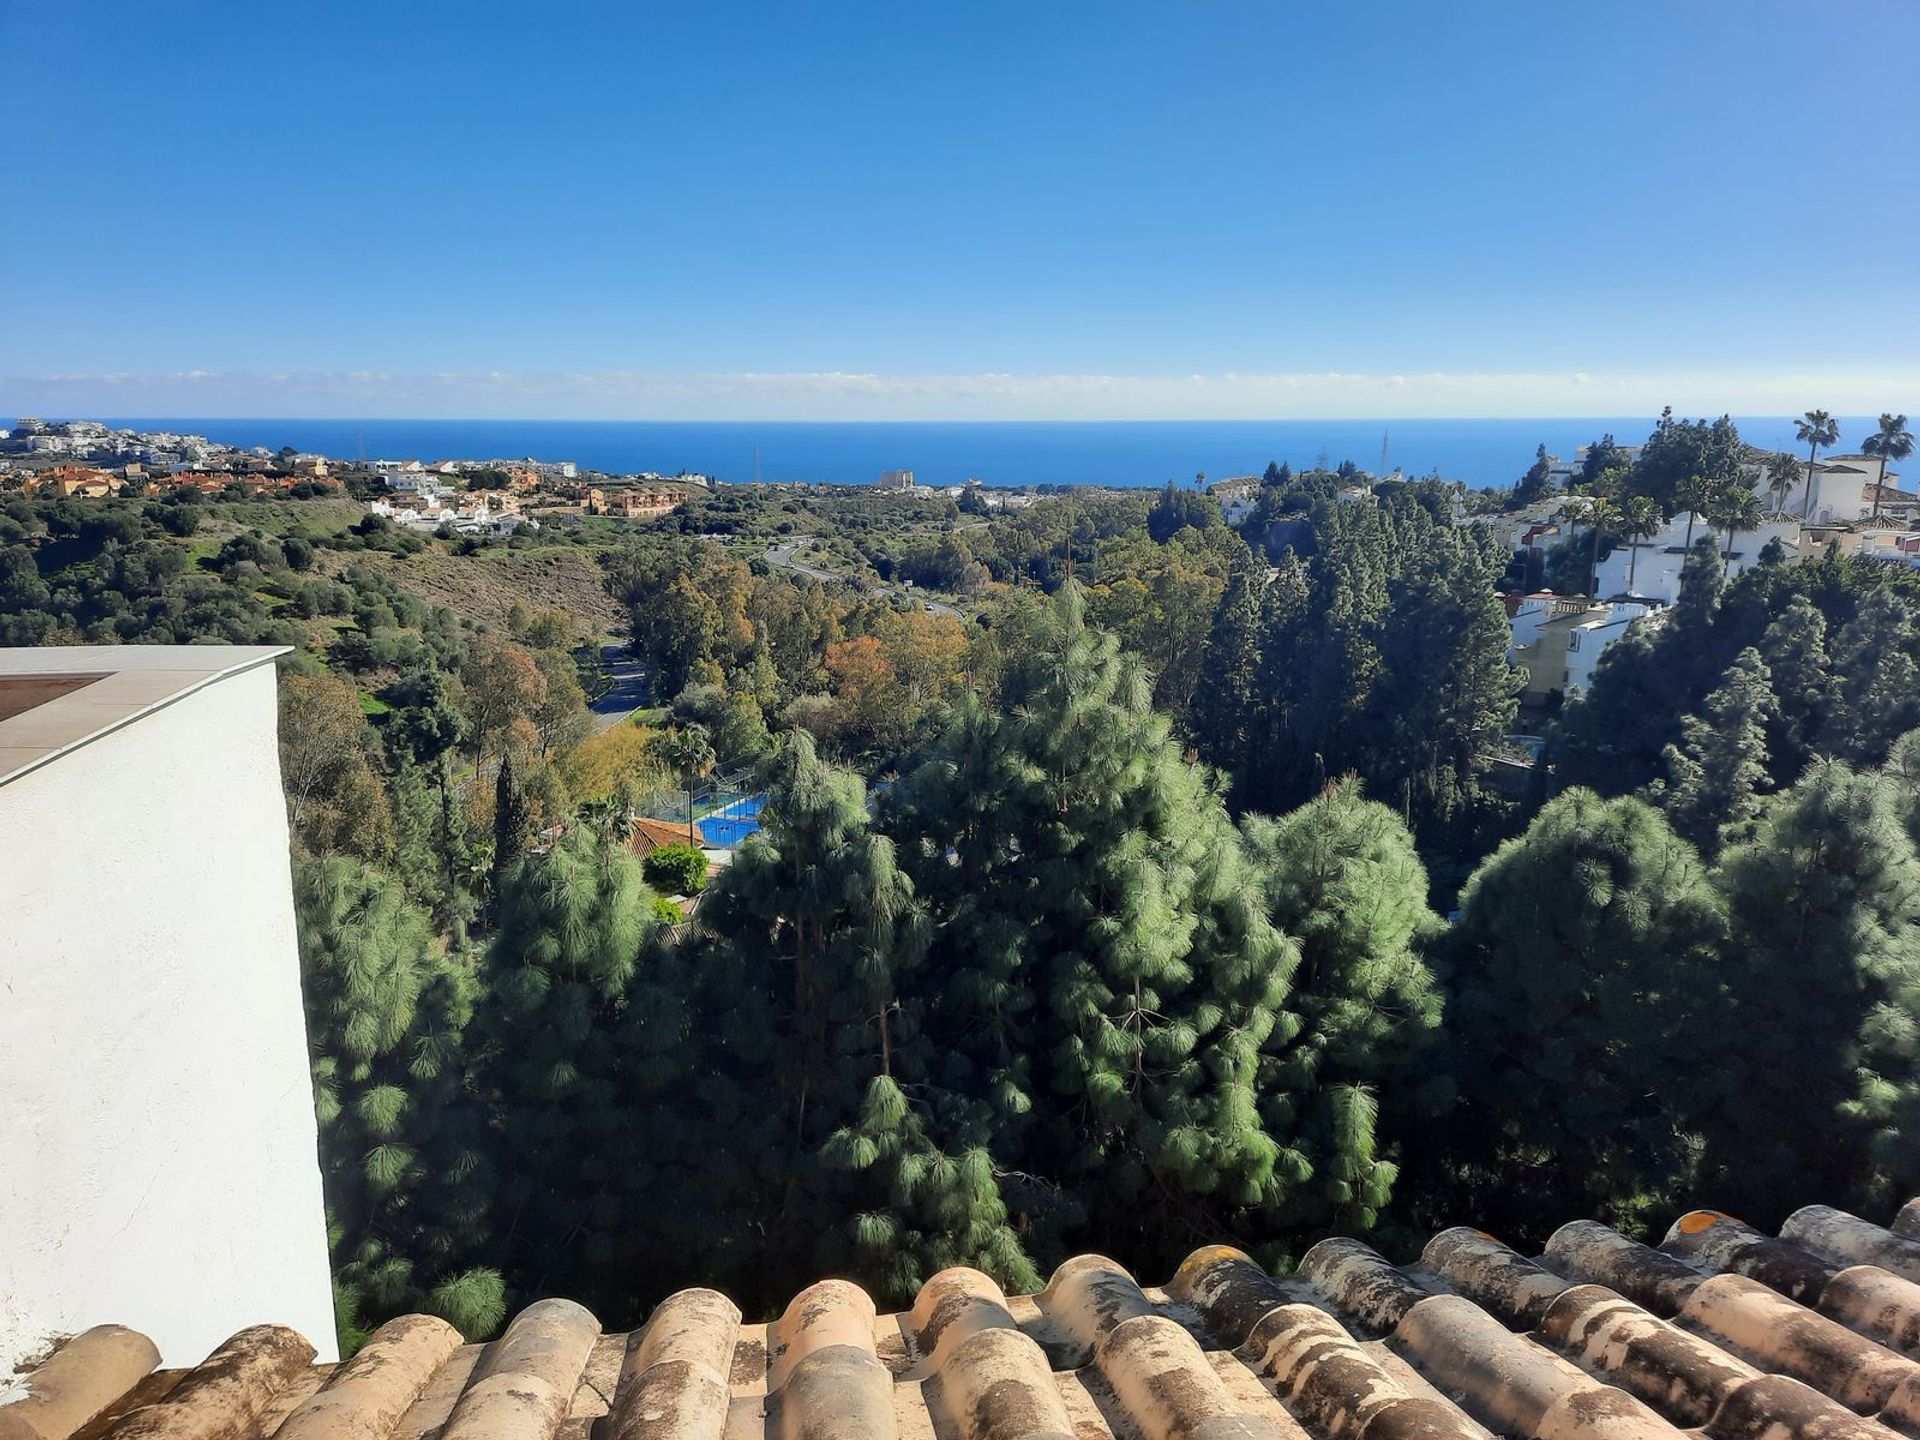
[95,417,1896,492]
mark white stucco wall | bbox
[1594,516,1800,604]
[0,662,336,1376]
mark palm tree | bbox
[1710,485,1764,573]
[1863,413,1915,523]
[1676,473,1713,551]
[1581,496,1620,597]
[657,723,716,835]
[1619,495,1663,595]
[1762,451,1801,516]
[1795,409,1841,520]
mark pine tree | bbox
[1511,444,1553,508]
[1235,488,1517,827]
[387,755,443,905]
[1703,762,1920,1225]
[889,586,1315,1273]
[1239,784,1446,1233]
[1884,729,1920,853]
[479,825,673,1308]
[1192,552,1266,786]
[1828,588,1920,766]
[1758,593,1832,777]
[1369,520,1520,823]
[294,854,502,1351]
[686,730,1035,1308]
[1845,736,1920,1206]
[1645,647,1776,852]
[1673,534,1725,628]
[1432,790,1725,1243]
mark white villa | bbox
[1768,454,1911,526]
[1593,513,1801,606]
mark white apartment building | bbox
[1768,454,1910,525]
[1511,600,1657,700]
[1592,513,1801,605]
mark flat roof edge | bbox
[0,645,291,789]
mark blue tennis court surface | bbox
[701,794,766,848]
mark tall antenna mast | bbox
[1381,428,1390,475]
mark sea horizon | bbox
[75,414,1904,492]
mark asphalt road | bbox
[590,643,651,729]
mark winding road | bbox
[590,642,650,730]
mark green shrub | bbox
[642,842,708,896]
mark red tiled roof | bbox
[17,1199,1920,1440]
[629,816,706,850]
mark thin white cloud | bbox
[4,367,1917,419]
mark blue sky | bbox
[4,0,1916,419]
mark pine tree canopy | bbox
[1645,646,1777,853]
[1703,762,1920,1224]
[1426,790,1725,1243]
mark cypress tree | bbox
[294,854,502,1350]
[492,750,533,882]
[1645,647,1776,853]
[1239,784,1446,1234]
[1703,762,1920,1224]
[1435,790,1725,1242]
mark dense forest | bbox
[10,411,1920,1352]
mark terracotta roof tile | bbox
[628,817,708,851]
[18,1201,1920,1440]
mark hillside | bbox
[318,544,626,638]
